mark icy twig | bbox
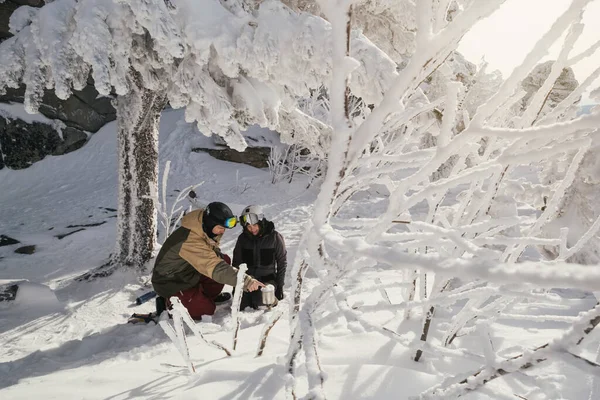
[159,317,195,373]
[232,263,247,351]
[557,214,600,261]
[170,297,232,356]
[256,309,284,357]
[417,303,600,399]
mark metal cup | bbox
[261,284,276,306]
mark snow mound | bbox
[13,282,63,312]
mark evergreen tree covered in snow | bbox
[0,0,402,271]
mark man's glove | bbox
[275,285,284,300]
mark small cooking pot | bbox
[261,284,276,306]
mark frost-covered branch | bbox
[171,297,232,356]
[417,303,600,399]
[156,160,203,245]
[256,309,284,357]
[231,263,247,351]
[287,0,600,390]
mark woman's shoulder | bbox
[274,230,285,242]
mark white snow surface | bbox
[0,101,59,125]
[0,110,599,399]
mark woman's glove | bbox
[275,285,284,300]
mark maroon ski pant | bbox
[169,274,224,319]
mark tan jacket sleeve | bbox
[178,230,222,279]
[212,263,256,289]
[179,230,255,289]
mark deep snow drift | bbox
[0,109,599,400]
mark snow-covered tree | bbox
[0,0,402,272]
[274,1,491,189]
[283,0,600,397]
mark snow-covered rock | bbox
[0,2,116,170]
[518,61,580,119]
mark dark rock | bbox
[0,2,116,171]
[0,2,18,40]
[0,284,19,302]
[11,1,45,6]
[53,127,88,155]
[0,235,20,246]
[66,221,106,228]
[75,261,117,282]
[14,245,35,254]
[100,207,117,212]
[0,116,58,169]
[0,115,89,169]
[520,62,580,117]
[1,84,116,133]
[192,146,271,169]
[48,227,54,230]
[55,228,85,240]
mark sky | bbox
[459,0,600,104]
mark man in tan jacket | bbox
[152,202,263,319]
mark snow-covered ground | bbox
[1,110,599,399]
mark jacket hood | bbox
[181,209,222,243]
[262,220,275,235]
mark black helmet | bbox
[203,202,237,237]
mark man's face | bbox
[246,223,260,236]
[212,225,226,236]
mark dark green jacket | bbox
[151,209,249,298]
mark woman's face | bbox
[246,223,260,236]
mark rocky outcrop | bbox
[1,84,116,134]
[519,61,579,118]
[0,1,116,170]
[14,245,35,254]
[0,235,20,246]
[0,83,116,170]
[192,146,271,169]
[0,284,19,302]
[0,115,88,169]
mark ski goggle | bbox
[223,217,238,229]
[241,213,263,226]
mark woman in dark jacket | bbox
[233,205,287,309]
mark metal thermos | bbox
[261,284,276,306]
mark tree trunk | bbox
[113,69,167,269]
